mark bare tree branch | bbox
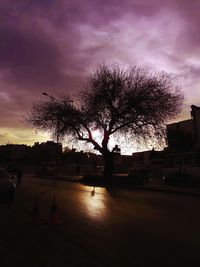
[26,63,183,176]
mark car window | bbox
[0,169,10,179]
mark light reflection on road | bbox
[79,186,108,220]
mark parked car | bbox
[163,172,199,187]
[0,168,16,202]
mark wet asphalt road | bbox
[0,176,200,266]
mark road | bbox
[0,176,200,266]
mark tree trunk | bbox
[103,152,114,178]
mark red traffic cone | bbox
[31,197,40,224]
[49,196,62,225]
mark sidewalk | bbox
[140,178,200,196]
[32,173,200,196]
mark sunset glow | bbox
[0,0,200,153]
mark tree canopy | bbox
[27,63,183,176]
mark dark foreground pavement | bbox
[0,179,103,267]
[1,176,200,266]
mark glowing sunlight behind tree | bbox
[26,63,183,177]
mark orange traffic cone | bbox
[49,195,62,225]
[31,197,40,224]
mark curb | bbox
[33,175,200,197]
[130,185,200,197]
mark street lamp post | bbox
[42,92,60,179]
[55,118,60,179]
[42,92,73,180]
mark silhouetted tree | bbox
[27,63,183,177]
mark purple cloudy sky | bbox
[0,0,200,149]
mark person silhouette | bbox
[16,168,23,184]
[91,187,95,196]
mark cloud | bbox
[0,0,200,148]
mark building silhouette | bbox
[164,105,200,176]
[130,105,200,178]
[0,144,30,163]
[0,106,199,178]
